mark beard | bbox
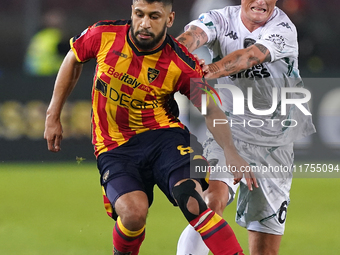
[130,22,167,51]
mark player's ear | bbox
[167,11,175,28]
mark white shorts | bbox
[203,138,294,235]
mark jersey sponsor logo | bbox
[147,67,160,83]
[96,78,108,96]
[277,22,292,30]
[107,67,153,92]
[177,145,193,155]
[112,49,128,58]
[244,38,256,48]
[225,31,238,40]
[229,63,271,80]
[138,84,152,93]
[109,87,159,109]
[266,34,286,51]
[108,67,141,88]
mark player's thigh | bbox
[236,143,293,235]
[248,230,282,255]
[151,128,208,205]
[203,137,239,206]
[97,145,154,221]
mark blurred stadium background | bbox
[0,0,339,254]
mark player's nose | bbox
[140,16,151,29]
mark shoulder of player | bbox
[89,19,131,33]
[204,5,239,21]
[72,19,130,43]
[267,8,297,33]
[165,35,200,73]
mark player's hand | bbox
[225,152,259,191]
[202,63,221,80]
[44,116,63,152]
[242,164,259,191]
[192,54,206,68]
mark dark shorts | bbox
[97,127,209,220]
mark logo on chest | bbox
[147,67,160,83]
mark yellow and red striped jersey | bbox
[70,20,205,157]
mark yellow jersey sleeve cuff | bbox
[69,38,83,63]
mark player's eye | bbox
[135,12,144,18]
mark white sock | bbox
[176,224,209,255]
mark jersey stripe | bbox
[150,48,172,88]
[141,108,161,129]
[104,32,126,67]
[127,53,144,79]
[116,106,136,140]
[71,20,204,157]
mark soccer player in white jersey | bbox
[176,0,316,254]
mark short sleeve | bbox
[184,10,228,46]
[178,71,208,108]
[70,23,102,63]
[256,17,298,62]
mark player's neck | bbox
[128,30,166,52]
[240,16,266,33]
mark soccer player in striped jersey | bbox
[176,0,316,255]
[44,0,257,254]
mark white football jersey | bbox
[186,6,316,146]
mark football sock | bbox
[190,208,243,255]
[112,216,145,255]
[176,224,209,255]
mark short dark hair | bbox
[132,0,173,7]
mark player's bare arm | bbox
[44,50,83,152]
[203,43,271,79]
[176,25,208,53]
[203,100,258,190]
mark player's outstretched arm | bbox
[203,43,271,80]
[44,50,83,152]
[176,25,208,53]
[203,100,258,190]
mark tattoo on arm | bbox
[247,56,261,68]
[177,34,194,50]
[200,30,207,40]
[255,43,271,62]
[189,26,197,31]
[255,44,267,54]
[223,54,242,74]
[209,63,220,74]
[177,37,186,44]
[180,26,207,51]
[196,40,200,48]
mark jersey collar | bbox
[127,28,168,56]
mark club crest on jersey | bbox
[147,67,160,83]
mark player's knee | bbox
[172,179,208,222]
[205,192,228,216]
[205,198,225,216]
[119,207,147,231]
[203,181,229,216]
[115,192,148,230]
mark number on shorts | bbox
[278,201,288,224]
